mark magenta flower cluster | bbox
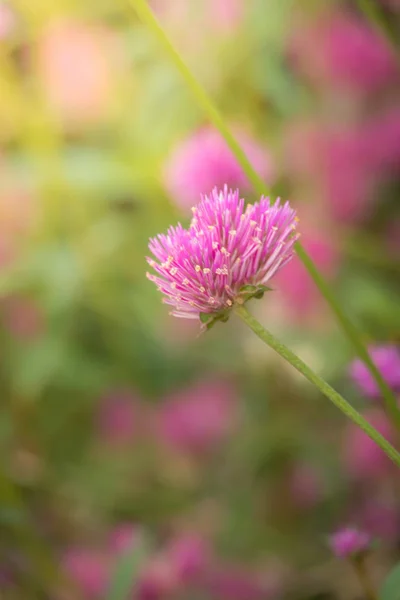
[147,187,299,321]
[329,527,371,559]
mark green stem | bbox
[128,0,400,429]
[357,0,399,60]
[234,303,400,469]
[351,556,378,600]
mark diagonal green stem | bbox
[128,0,400,428]
[234,303,400,469]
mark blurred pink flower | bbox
[166,533,209,583]
[349,345,400,400]
[291,12,398,93]
[2,297,44,340]
[151,0,243,34]
[289,462,324,510]
[63,548,109,598]
[343,408,396,480]
[358,500,400,543]
[164,127,275,210]
[138,556,179,600]
[108,523,141,555]
[275,228,339,319]
[37,20,116,124]
[329,527,370,559]
[205,565,274,600]
[96,390,147,445]
[157,379,237,454]
[0,2,15,39]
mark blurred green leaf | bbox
[106,537,149,600]
[381,563,400,600]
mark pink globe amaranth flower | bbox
[147,187,299,323]
[349,345,400,400]
[329,527,371,559]
[63,548,109,598]
[358,500,400,543]
[37,20,116,124]
[164,127,275,210]
[152,0,243,33]
[108,523,141,555]
[205,565,274,600]
[166,533,209,583]
[291,12,398,93]
[96,390,147,445]
[2,296,44,340]
[274,228,338,320]
[157,379,236,454]
[0,2,15,40]
[138,556,180,600]
[343,408,395,480]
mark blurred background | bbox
[0,0,400,598]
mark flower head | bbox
[329,527,371,559]
[147,187,299,325]
[349,344,400,400]
[164,127,275,210]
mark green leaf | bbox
[381,563,400,600]
[106,538,149,600]
[199,312,213,324]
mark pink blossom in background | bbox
[275,228,339,320]
[0,2,15,39]
[63,548,109,598]
[362,108,400,173]
[151,0,243,34]
[37,20,116,124]
[288,462,325,510]
[108,523,141,555]
[358,501,400,543]
[343,408,396,480]
[157,379,236,454]
[290,12,398,93]
[164,127,275,210]
[329,527,370,559]
[349,345,400,400]
[138,556,179,600]
[205,565,274,600]
[166,533,209,583]
[2,297,43,340]
[96,390,147,445]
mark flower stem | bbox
[128,0,400,429]
[234,303,400,469]
[351,556,378,600]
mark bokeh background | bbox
[1,0,400,598]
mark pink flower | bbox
[164,128,275,210]
[358,501,400,543]
[349,345,400,400]
[0,2,15,40]
[63,548,109,598]
[205,565,274,600]
[138,556,179,600]
[108,523,141,555]
[2,297,44,340]
[147,187,298,322]
[274,228,338,319]
[157,379,236,454]
[291,12,398,93]
[96,390,146,445]
[37,20,116,124]
[166,533,209,583]
[343,408,395,480]
[329,527,371,559]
